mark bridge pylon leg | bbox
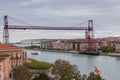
[3,15,9,44]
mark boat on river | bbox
[31,52,38,55]
[80,51,100,55]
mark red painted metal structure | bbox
[3,15,94,45]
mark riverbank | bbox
[107,53,120,57]
[25,48,79,54]
[25,48,120,57]
[100,52,120,57]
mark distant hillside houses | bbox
[21,37,120,53]
[40,39,99,52]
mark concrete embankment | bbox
[107,53,120,57]
[100,52,120,57]
[24,48,79,54]
[39,49,79,54]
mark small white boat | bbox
[31,52,38,55]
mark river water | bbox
[14,43,120,80]
[25,49,120,80]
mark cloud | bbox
[18,0,120,10]
[0,0,120,42]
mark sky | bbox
[0,0,120,42]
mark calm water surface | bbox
[25,50,120,80]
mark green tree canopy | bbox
[101,45,116,53]
[32,73,50,80]
[13,65,31,80]
[52,59,81,80]
[87,72,103,80]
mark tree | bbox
[72,65,81,80]
[32,73,50,80]
[52,59,81,80]
[13,65,31,80]
[101,45,116,53]
[87,72,103,80]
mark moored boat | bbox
[31,52,38,55]
[80,51,100,55]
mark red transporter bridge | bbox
[3,15,96,52]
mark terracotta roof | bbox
[0,43,22,51]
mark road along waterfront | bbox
[25,49,120,80]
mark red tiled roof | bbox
[0,43,22,50]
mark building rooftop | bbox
[0,43,22,51]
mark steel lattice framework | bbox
[3,15,94,44]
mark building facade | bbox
[0,43,27,79]
[0,54,10,80]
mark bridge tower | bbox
[86,19,96,51]
[88,19,94,39]
[3,15,9,44]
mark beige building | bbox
[0,44,27,68]
[59,40,73,51]
[111,42,120,53]
[51,40,61,50]
[40,39,99,52]
[0,43,27,79]
[0,54,10,80]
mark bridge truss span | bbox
[7,25,92,30]
[3,15,94,44]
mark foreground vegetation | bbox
[13,59,104,80]
[32,73,50,80]
[13,66,31,80]
[101,45,116,53]
[23,59,51,70]
[52,59,81,80]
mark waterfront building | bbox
[100,37,117,47]
[59,40,73,51]
[99,37,120,53]
[111,42,120,53]
[100,38,109,47]
[51,40,61,50]
[40,39,99,52]
[80,42,88,51]
[72,40,82,51]
[41,40,53,49]
[115,43,120,53]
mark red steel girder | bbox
[7,25,93,31]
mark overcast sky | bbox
[0,0,120,42]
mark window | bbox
[13,60,16,67]
[18,60,21,65]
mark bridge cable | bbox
[94,21,113,37]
